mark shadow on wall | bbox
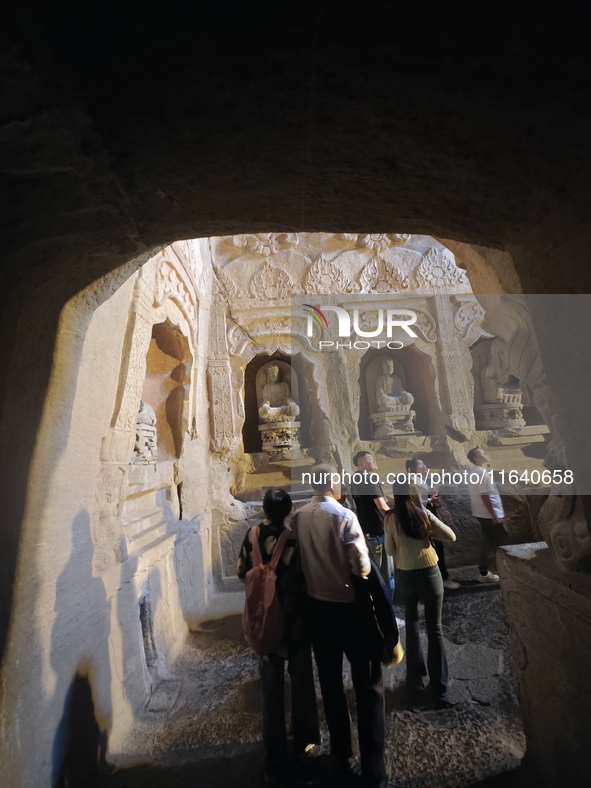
[52,672,107,788]
[0,259,142,668]
[51,511,111,788]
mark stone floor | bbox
[92,573,531,788]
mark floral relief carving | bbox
[343,233,410,251]
[250,261,298,301]
[234,233,299,257]
[416,248,467,290]
[155,260,197,323]
[227,317,295,356]
[304,254,352,294]
[358,256,410,293]
[454,299,490,342]
[413,310,438,343]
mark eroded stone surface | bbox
[499,544,591,787]
[103,588,523,787]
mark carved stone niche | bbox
[140,321,193,460]
[366,357,416,438]
[256,360,300,455]
[472,338,525,431]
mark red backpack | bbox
[242,526,290,655]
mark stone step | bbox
[123,509,164,539]
[127,519,169,553]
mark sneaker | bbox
[477,571,499,583]
[442,579,460,590]
[396,617,405,629]
[295,742,320,758]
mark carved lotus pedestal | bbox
[369,407,416,439]
[258,421,300,455]
[475,403,525,430]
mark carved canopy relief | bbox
[215,241,474,303]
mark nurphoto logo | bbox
[302,304,419,350]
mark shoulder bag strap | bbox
[268,529,290,571]
[250,526,264,567]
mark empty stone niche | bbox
[141,321,193,460]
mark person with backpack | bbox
[384,481,456,709]
[237,488,320,784]
[290,464,391,788]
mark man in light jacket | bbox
[291,464,388,788]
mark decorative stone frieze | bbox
[359,255,409,293]
[155,259,197,328]
[417,248,467,290]
[304,254,353,294]
[343,233,410,250]
[250,261,299,300]
[233,232,299,257]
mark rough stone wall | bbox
[441,488,542,569]
[0,241,222,786]
[499,544,591,787]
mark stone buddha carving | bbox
[376,359,414,411]
[134,400,158,462]
[480,341,522,405]
[258,363,300,423]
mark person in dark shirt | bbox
[351,451,404,629]
[237,488,320,784]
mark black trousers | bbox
[477,517,506,574]
[397,565,448,698]
[306,598,386,785]
[258,631,320,773]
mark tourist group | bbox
[237,447,506,786]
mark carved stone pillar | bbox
[93,273,155,576]
[103,275,154,464]
[433,294,475,438]
[207,283,237,453]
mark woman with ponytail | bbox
[384,481,456,707]
[405,458,459,590]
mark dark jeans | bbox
[397,565,448,698]
[432,540,449,580]
[306,598,386,785]
[258,630,320,774]
[477,517,506,574]
[366,534,394,600]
